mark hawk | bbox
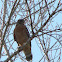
[14,19,32,61]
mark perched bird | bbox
[14,19,32,61]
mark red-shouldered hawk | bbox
[14,19,32,61]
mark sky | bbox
[0,0,62,62]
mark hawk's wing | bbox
[25,27,30,38]
[25,27,31,46]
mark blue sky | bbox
[0,0,62,62]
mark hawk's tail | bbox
[26,53,32,61]
[23,43,32,61]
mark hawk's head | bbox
[17,19,25,24]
